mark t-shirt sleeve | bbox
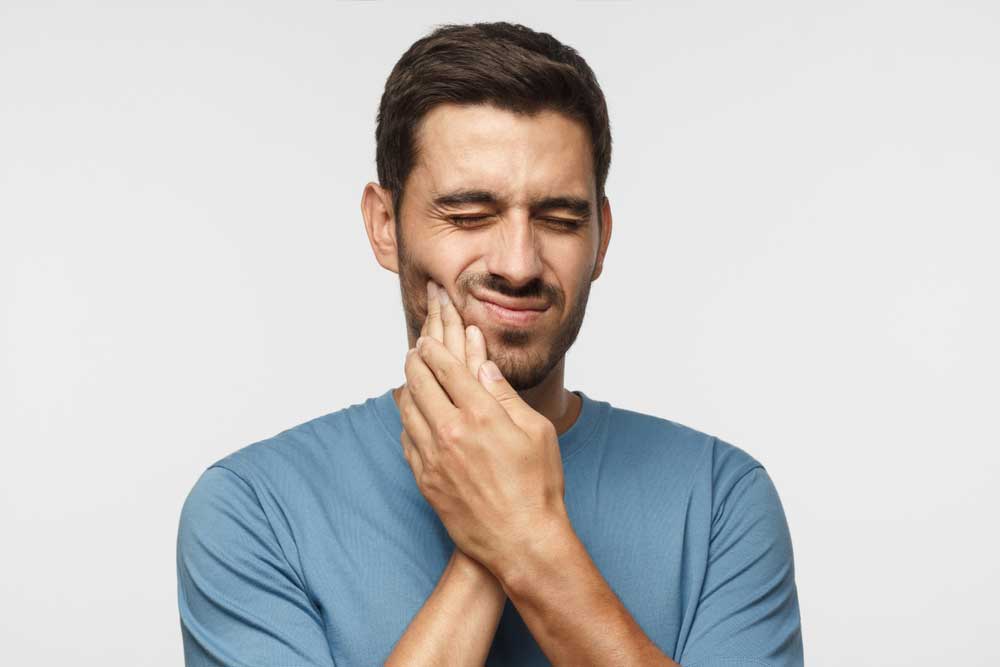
[176,465,336,666]
[679,466,804,667]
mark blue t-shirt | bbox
[176,388,803,666]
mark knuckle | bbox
[404,353,418,374]
[532,417,557,441]
[399,402,415,427]
[435,362,449,382]
[421,472,439,493]
[419,449,437,472]
[435,419,465,445]
[418,458,440,481]
[468,407,491,428]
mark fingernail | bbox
[437,285,450,306]
[427,281,437,301]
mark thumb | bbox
[478,360,530,419]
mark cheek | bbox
[404,233,466,274]
[400,257,456,313]
[417,253,470,290]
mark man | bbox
[176,21,803,666]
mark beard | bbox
[396,230,592,392]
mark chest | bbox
[292,462,699,665]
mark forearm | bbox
[497,515,679,666]
[385,547,507,666]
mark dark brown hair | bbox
[375,21,612,233]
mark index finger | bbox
[416,335,500,416]
[424,280,443,341]
[405,341,461,435]
[436,285,467,366]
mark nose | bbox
[483,209,545,290]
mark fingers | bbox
[466,324,487,380]
[415,335,498,416]
[400,429,423,479]
[405,340,460,433]
[436,285,467,365]
[423,280,444,343]
[398,384,429,476]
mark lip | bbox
[473,292,549,327]
[471,291,548,311]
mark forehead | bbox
[410,103,595,201]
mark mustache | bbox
[465,278,553,301]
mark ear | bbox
[591,195,613,281]
[361,182,400,274]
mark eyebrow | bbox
[432,189,592,217]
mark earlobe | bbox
[361,182,400,274]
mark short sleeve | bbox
[176,465,336,666]
[680,467,804,667]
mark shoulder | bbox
[200,396,377,490]
[177,396,381,560]
[178,395,389,547]
[606,404,764,487]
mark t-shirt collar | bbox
[371,385,601,462]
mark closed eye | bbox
[449,215,584,230]
[449,215,491,225]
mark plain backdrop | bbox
[2,1,998,665]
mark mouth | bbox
[472,292,549,327]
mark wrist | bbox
[450,548,505,595]
[496,511,574,596]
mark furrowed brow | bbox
[529,196,592,217]
[432,190,591,217]
[432,190,503,209]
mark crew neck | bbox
[370,385,606,462]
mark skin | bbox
[383,281,507,665]
[362,103,677,665]
[362,102,613,432]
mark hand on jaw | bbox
[397,279,570,581]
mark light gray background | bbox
[2,1,998,665]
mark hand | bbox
[398,280,492,576]
[398,280,568,578]
[399,280,489,488]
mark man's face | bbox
[395,103,608,391]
